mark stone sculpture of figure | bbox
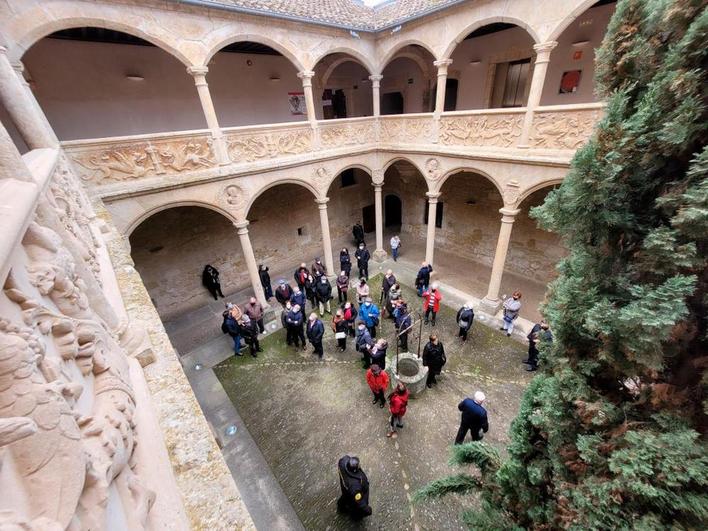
[0,320,86,528]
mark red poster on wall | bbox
[559,70,582,94]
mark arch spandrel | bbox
[7,6,196,66]
[124,201,239,237]
[440,16,541,61]
[243,178,321,219]
[309,47,376,76]
[200,33,306,72]
[377,39,439,73]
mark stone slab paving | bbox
[211,276,532,530]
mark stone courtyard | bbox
[181,275,530,529]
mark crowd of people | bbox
[205,224,554,521]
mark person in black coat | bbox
[355,243,370,279]
[286,305,306,350]
[525,320,552,371]
[315,276,333,316]
[290,287,307,318]
[239,315,262,357]
[456,303,475,342]
[304,275,317,309]
[370,339,388,370]
[202,264,225,300]
[352,222,365,246]
[275,280,293,307]
[422,334,446,388]
[259,264,272,300]
[306,313,325,358]
[397,307,412,352]
[339,248,352,277]
[415,262,433,296]
[281,302,293,345]
[337,455,371,520]
[294,263,310,291]
[455,391,489,444]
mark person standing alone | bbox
[422,334,446,388]
[355,243,370,279]
[389,234,401,261]
[501,291,522,336]
[387,383,409,438]
[455,391,489,444]
[202,264,225,300]
[422,283,442,326]
[366,364,389,408]
[306,312,325,359]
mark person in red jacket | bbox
[365,364,389,408]
[422,282,442,326]
[387,382,409,438]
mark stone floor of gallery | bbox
[173,273,532,530]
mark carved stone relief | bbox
[319,122,375,147]
[68,136,216,184]
[312,167,331,194]
[227,127,312,162]
[379,117,433,144]
[222,184,248,217]
[439,113,523,147]
[503,179,521,207]
[530,109,602,150]
[425,158,442,181]
[1,168,155,527]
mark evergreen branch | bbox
[449,442,502,475]
[413,473,481,502]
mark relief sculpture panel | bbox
[530,109,603,150]
[439,113,523,147]
[319,121,376,148]
[227,126,313,163]
[379,117,434,144]
[66,136,216,184]
[0,170,155,528]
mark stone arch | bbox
[546,0,606,42]
[517,178,563,206]
[434,167,505,200]
[325,163,374,194]
[440,17,541,61]
[379,39,438,72]
[381,156,429,185]
[321,57,365,87]
[310,47,375,76]
[245,179,320,218]
[202,35,305,72]
[125,200,239,237]
[11,16,191,66]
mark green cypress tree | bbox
[417,0,708,527]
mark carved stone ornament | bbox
[425,158,442,180]
[439,113,523,147]
[379,117,433,144]
[371,168,384,185]
[319,121,375,147]
[68,136,216,183]
[503,180,521,207]
[313,167,331,192]
[223,184,248,214]
[530,109,602,150]
[227,127,312,163]
[1,166,155,528]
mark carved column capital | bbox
[234,220,250,234]
[372,182,384,192]
[187,66,209,85]
[297,70,315,87]
[315,197,330,208]
[426,191,441,203]
[533,41,558,63]
[433,59,453,75]
[368,74,383,88]
[499,207,520,223]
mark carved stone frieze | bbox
[439,113,523,147]
[226,127,312,162]
[379,117,434,144]
[319,121,375,148]
[66,136,216,184]
[530,109,602,150]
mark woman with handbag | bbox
[332,309,348,352]
[456,303,475,342]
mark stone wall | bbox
[130,206,249,320]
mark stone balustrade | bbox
[62,103,605,187]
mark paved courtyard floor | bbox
[209,277,531,530]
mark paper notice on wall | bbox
[288,92,306,115]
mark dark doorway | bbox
[362,204,375,233]
[431,78,459,112]
[332,89,347,118]
[384,194,402,227]
[381,92,404,115]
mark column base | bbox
[373,248,388,262]
[479,296,502,315]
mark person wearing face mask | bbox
[315,276,333,316]
[359,298,380,339]
[339,248,352,278]
[342,301,358,337]
[356,278,370,304]
[312,257,326,279]
[501,291,522,337]
[370,338,388,370]
[356,322,374,368]
[354,243,370,279]
[286,304,306,351]
[304,274,317,309]
[336,270,350,303]
[290,286,307,318]
[306,312,325,359]
[294,262,310,292]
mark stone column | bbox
[424,192,441,265]
[297,70,317,125]
[373,182,387,261]
[315,197,335,276]
[187,66,229,164]
[0,47,57,149]
[433,59,453,116]
[235,221,268,307]
[518,41,558,147]
[480,207,520,313]
[369,75,383,117]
